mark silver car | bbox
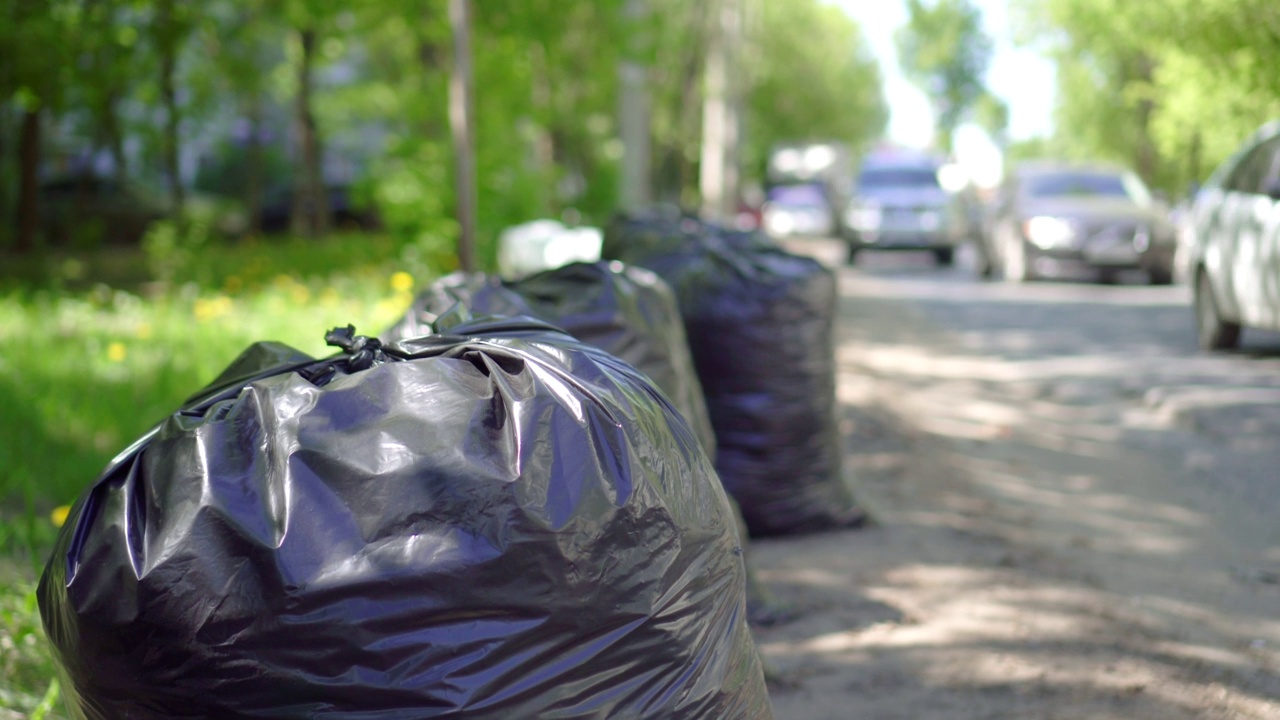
[979,162,1177,284]
[843,155,967,266]
[1187,121,1280,350]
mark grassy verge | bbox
[0,232,438,717]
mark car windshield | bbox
[858,167,941,189]
[767,183,827,208]
[1023,171,1152,205]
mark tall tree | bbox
[742,0,887,176]
[2,0,74,252]
[895,0,993,152]
[152,0,194,214]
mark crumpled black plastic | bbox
[385,261,716,459]
[384,262,791,625]
[603,218,863,537]
[38,315,773,719]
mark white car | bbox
[1186,121,1280,350]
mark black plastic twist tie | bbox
[325,325,384,371]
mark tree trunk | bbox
[618,0,652,212]
[448,0,477,272]
[1132,53,1159,186]
[244,93,264,235]
[103,92,127,184]
[291,27,329,238]
[15,107,40,254]
[157,0,183,215]
[699,0,741,220]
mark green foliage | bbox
[0,576,64,719]
[896,0,994,151]
[744,0,888,175]
[1019,0,1280,195]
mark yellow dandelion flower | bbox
[291,285,312,304]
[320,287,340,306]
[135,323,153,339]
[273,273,296,289]
[390,271,414,293]
[51,505,71,527]
[193,298,214,322]
[106,342,127,362]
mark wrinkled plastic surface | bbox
[39,316,773,719]
[384,263,790,624]
[385,261,717,459]
[603,217,863,537]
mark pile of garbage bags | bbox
[39,317,773,719]
[385,261,789,624]
[604,213,863,537]
[385,261,716,458]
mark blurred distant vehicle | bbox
[39,173,168,247]
[979,162,1177,284]
[842,152,968,266]
[1185,121,1280,350]
[496,219,603,280]
[764,141,853,238]
[761,183,835,237]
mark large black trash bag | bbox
[38,317,773,719]
[386,264,790,624]
[385,261,716,458]
[603,217,863,537]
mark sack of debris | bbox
[385,261,717,458]
[39,316,773,719]
[386,263,795,624]
[603,216,864,537]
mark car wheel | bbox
[1098,269,1121,285]
[1147,265,1174,286]
[933,248,955,266]
[1194,270,1241,351]
[1002,235,1031,283]
[845,243,860,265]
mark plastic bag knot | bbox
[325,325,385,371]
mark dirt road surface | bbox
[752,240,1280,719]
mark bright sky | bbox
[832,0,1057,149]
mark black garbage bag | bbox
[386,264,790,624]
[38,317,773,719]
[385,261,716,458]
[603,218,863,537]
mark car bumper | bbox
[853,229,958,249]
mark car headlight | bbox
[1023,216,1077,249]
[766,210,795,235]
[846,204,881,231]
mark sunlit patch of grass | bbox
[0,572,65,720]
[0,234,447,716]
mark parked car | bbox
[761,182,836,238]
[979,162,1177,284]
[842,153,968,266]
[1185,121,1280,350]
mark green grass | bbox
[0,232,442,718]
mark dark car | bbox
[980,163,1177,284]
[1184,121,1280,350]
[842,153,968,266]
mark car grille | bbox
[1082,222,1140,242]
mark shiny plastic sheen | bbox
[603,219,863,536]
[39,317,772,719]
[385,261,717,461]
